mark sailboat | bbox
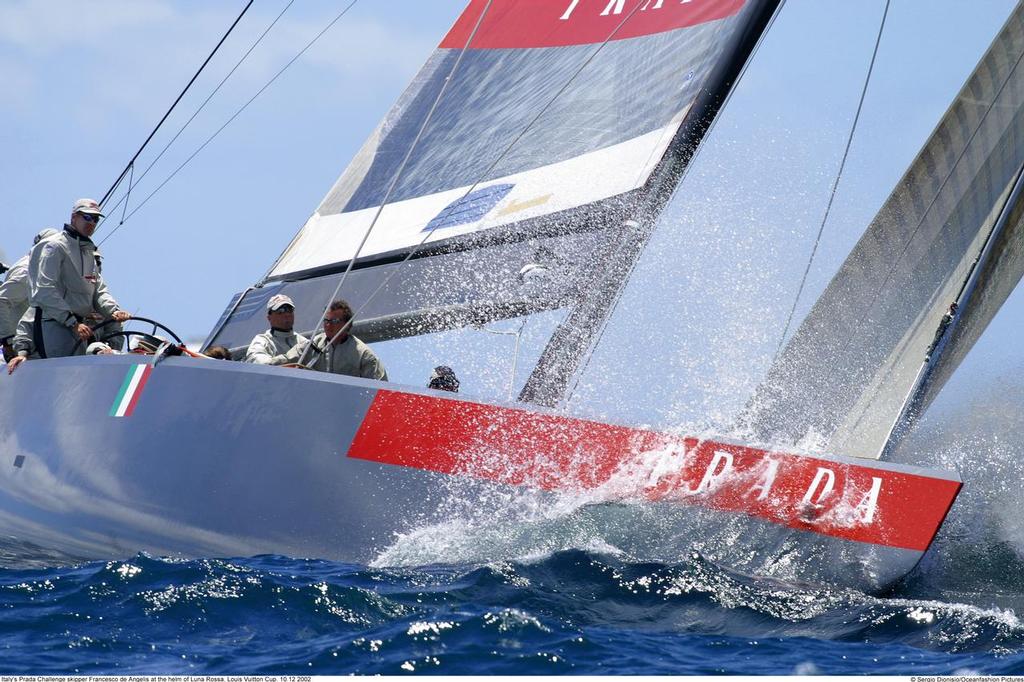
[5,0,1021,593]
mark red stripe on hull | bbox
[441,0,746,49]
[349,390,961,552]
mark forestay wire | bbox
[301,0,651,367]
[834,10,1024,367]
[771,0,891,360]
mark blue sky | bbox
[0,0,1018,357]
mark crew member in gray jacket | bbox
[287,299,387,380]
[28,198,131,358]
[0,228,57,360]
[244,294,308,365]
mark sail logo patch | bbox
[230,287,283,321]
[110,364,152,418]
[423,184,514,232]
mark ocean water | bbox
[1,536,1023,675]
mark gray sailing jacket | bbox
[287,332,387,380]
[244,329,308,365]
[0,255,30,342]
[28,226,120,329]
[11,310,36,358]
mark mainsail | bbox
[741,4,1024,460]
[268,0,760,276]
[208,0,780,378]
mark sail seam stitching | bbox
[844,23,1024,356]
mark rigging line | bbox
[99,0,360,247]
[118,163,135,226]
[566,0,787,403]
[299,0,496,364]
[305,0,651,365]
[98,0,254,209]
[771,0,890,362]
[102,0,297,228]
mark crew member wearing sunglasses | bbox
[284,298,387,381]
[24,198,131,359]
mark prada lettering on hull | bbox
[349,390,961,552]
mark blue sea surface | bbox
[1,542,1023,675]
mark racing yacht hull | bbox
[0,355,960,592]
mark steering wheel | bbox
[71,316,183,355]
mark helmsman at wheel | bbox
[244,294,308,365]
[28,198,131,358]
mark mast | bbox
[519,0,781,407]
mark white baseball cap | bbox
[267,294,295,312]
[72,198,105,217]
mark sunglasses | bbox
[270,305,294,313]
[324,317,350,325]
[78,213,101,223]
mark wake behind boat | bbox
[7,0,1024,593]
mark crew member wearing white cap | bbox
[244,294,308,365]
[0,228,58,361]
[27,199,131,358]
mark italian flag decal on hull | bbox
[110,364,152,418]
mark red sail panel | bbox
[442,0,747,49]
[349,389,961,552]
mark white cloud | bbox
[0,0,175,53]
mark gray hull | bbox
[0,355,959,592]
